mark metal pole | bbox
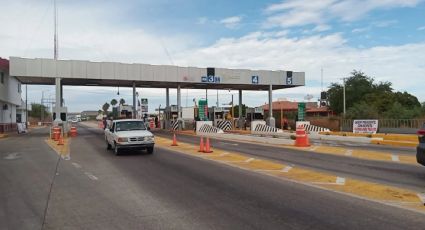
[216,90,219,107]
[54,77,62,124]
[267,84,275,127]
[177,84,181,130]
[41,91,44,123]
[54,0,58,60]
[165,88,169,129]
[205,88,208,101]
[132,82,136,119]
[25,84,28,125]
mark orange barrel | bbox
[53,126,61,141]
[70,126,77,137]
[150,120,155,129]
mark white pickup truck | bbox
[105,119,155,155]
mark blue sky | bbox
[1,0,425,112]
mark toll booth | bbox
[164,105,179,128]
[246,107,264,123]
[209,107,225,126]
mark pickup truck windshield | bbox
[115,121,146,132]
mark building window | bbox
[0,72,3,84]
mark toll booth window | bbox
[116,121,146,131]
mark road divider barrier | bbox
[216,120,232,131]
[198,123,224,134]
[295,125,310,147]
[301,124,330,133]
[57,136,65,145]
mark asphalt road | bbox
[155,131,425,193]
[1,125,425,229]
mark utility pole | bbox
[54,0,58,60]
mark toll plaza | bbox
[9,56,305,130]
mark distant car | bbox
[416,124,425,166]
[104,119,155,155]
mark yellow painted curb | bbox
[0,134,9,139]
[371,139,418,148]
[155,136,425,213]
[45,137,71,158]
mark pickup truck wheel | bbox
[106,140,112,150]
[114,143,120,156]
[147,147,154,154]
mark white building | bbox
[0,58,27,133]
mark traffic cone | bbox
[171,133,178,146]
[57,136,65,145]
[198,137,205,152]
[204,137,213,153]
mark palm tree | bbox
[110,99,118,107]
[102,102,110,114]
[119,98,125,105]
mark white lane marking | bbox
[345,150,353,156]
[417,193,425,205]
[84,172,98,181]
[336,177,346,185]
[219,152,230,156]
[313,177,346,186]
[309,146,319,151]
[221,142,239,146]
[391,155,400,162]
[71,162,82,169]
[282,166,293,173]
[245,158,255,163]
[3,152,21,160]
[61,154,71,160]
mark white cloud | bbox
[313,24,332,32]
[219,16,242,29]
[175,32,425,101]
[418,26,425,31]
[264,0,422,28]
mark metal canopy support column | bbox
[177,85,182,131]
[132,82,136,119]
[267,84,275,127]
[165,88,170,129]
[238,89,244,129]
[53,77,62,124]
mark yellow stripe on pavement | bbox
[155,136,425,213]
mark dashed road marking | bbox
[345,150,353,156]
[245,158,255,163]
[71,162,82,169]
[282,165,293,173]
[417,193,425,205]
[84,172,98,181]
[3,152,21,160]
[391,155,400,162]
[336,177,346,185]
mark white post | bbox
[53,77,62,125]
[177,85,182,130]
[132,82,136,119]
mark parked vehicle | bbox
[416,124,425,166]
[105,119,155,155]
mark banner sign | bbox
[353,120,378,134]
[141,98,148,113]
[297,102,305,121]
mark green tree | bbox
[119,98,125,105]
[327,70,422,119]
[98,110,102,114]
[29,103,49,119]
[102,102,110,114]
[110,99,118,107]
[232,104,247,118]
[346,102,379,119]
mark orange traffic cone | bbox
[57,136,65,145]
[171,133,178,146]
[204,137,213,153]
[198,137,205,152]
